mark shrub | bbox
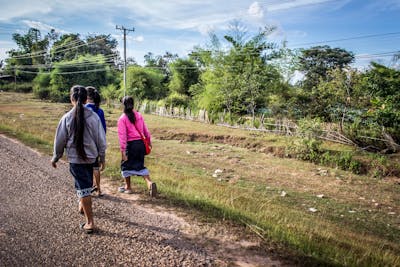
[0,82,32,93]
[33,73,51,99]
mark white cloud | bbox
[21,20,69,34]
[112,34,144,43]
[248,2,264,19]
[198,25,215,36]
[132,35,144,42]
[266,0,337,12]
[0,41,16,60]
[0,0,53,22]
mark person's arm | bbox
[51,116,68,168]
[99,109,106,134]
[96,117,107,171]
[142,119,151,146]
[136,112,151,145]
[117,116,128,160]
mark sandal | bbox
[79,222,94,234]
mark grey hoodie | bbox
[52,106,107,164]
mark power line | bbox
[17,68,112,75]
[7,60,116,70]
[290,31,400,47]
[10,36,108,59]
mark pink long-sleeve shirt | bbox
[117,112,151,152]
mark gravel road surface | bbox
[0,134,216,266]
[0,134,286,267]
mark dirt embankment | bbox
[151,128,286,157]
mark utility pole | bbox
[116,25,135,97]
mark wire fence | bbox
[137,102,400,151]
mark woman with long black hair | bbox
[51,85,107,234]
[117,96,157,197]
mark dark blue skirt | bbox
[121,140,146,172]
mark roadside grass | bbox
[1,92,399,266]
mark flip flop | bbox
[79,222,94,234]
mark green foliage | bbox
[196,68,224,112]
[0,82,32,93]
[297,117,323,139]
[368,154,394,178]
[33,73,51,99]
[289,118,323,162]
[100,84,119,107]
[299,45,354,91]
[195,24,283,118]
[290,137,322,162]
[165,92,190,107]
[361,63,400,141]
[123,66,167,101]
[288,118,364,174]
[48,54,113,102]
[50,33,86,62]
[168,58,200,96]
[5,28,50,82]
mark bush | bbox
[0,82,32,93]
[165,92,189,107]
[33,73,51,99]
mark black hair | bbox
[86,86,101,109]
[122,96,136,124]
[70,85,88,160]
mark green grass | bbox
[1,92,400,266]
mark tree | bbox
[50,33,86,62]
[86,34,119,65]
[299,45,354,90]
[5,28,50,82]
[168,58,200,96]
[45,54,114,102]
[124,66,166,100]
[311,68,364,124]
[272,42,300,83]
[144,51,178,83]
[361,62,400,140]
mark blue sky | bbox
[0,0,399,69]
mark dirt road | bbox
[0,134,285,266]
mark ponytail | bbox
[70,85,88,160]
[122,96,136,124]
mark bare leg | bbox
[93,169,101,195]
[81,196,94,229]
[142,175,153,189]
[78,199,84,214]
[125,176,131,190]
[143,175,157,197]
